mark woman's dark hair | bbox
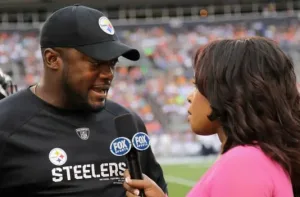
[193,37,300,195]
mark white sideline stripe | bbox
[157,156,218,165]
[165,175,197,187]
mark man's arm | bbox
[131,112,168,195]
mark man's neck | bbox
[32,79,68,109]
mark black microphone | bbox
[113,113,151,197]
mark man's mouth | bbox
[92,85,110,94]
[93,89,108,94]
[91,85,110,100]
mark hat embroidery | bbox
[98,16,115,35]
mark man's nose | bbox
[99,65,114,80]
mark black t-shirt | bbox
[0,88,168,197]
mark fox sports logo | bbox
[110,137,132,156]
[132,132,150,151]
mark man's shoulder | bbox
[0,88,32,109]
[103,99,147,132]
[103,99,145,125]
[0,89,40,128]
[104,99,135,116]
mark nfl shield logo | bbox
[76,128,90,140]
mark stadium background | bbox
[1,0,300,196]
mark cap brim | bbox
[75,41,140,61]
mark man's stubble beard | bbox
[61,64,105,112]
[61,64,90,111]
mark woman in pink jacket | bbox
[123,37,300,197]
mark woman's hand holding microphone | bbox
[123,169,166,197]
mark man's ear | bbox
[42,48,63,70]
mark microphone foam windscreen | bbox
[114,113,138,139]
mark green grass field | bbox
[161,162,213,197]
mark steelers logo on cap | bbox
[98,16,115,35]
[49,148,67,166]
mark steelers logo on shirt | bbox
[49,148,67,166]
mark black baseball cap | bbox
[40,4,140,61]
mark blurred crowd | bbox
[108,66,164,135]
[2,17,300,157]
[119,18,300,71]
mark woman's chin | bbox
[190,126,216,136]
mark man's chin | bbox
[88,100,106,111]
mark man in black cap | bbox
[0,4,167,197]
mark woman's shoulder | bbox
[220,145,274,165]
[223,145,265,158]
[217,145,291,188]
